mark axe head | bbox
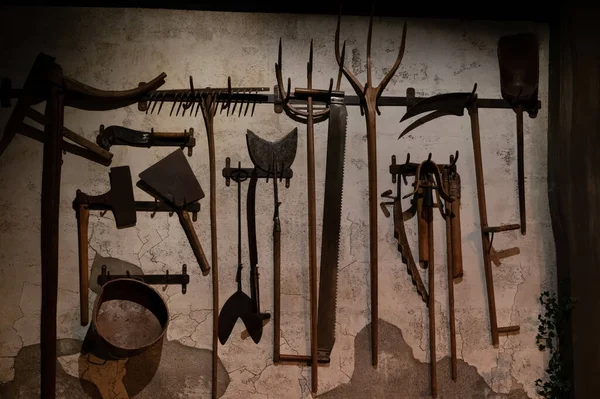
[107,166,136,228]
[138,149,204,207]
[399,86,477,139]
[246,128,298,175]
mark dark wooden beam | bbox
[1,1,559,23]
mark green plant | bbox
[535,291,575,398]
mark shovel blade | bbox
[218,291,263,344]
[497,33,539,107]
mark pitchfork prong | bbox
[377,22,407,101]
[334,11,365,97]
[336,41,346,91]
[366,4,374,88]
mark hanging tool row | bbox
[0,5,541,399]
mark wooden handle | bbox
[178,210,210,276]
[273,225,281,363]
[417,187,429,267]
[450,198,463,278]
[62,127,113,163]
[76,204,90,326]
[516,108,526,235]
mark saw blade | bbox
[394,195,429,304]
[317,96,347,360]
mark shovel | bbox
[497,33,539,235]
[218,163,264,344]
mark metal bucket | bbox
[91,278,169,358]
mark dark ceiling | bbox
[1,1,559,23]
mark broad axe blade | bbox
[399,89,476,139]
[138,148,204,207]
[107,166,136,228]
[246,128,298,174]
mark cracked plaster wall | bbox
[0,6,553,399]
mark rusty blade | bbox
[317,96,347,360]
[398,110,462,139]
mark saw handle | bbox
[76,203,90,326]
[178,209,210,276]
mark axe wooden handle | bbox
[417,187,429,267]
[76,204,90,326]
[450,198,463,278]
[178,209,210,276]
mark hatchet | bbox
[72,166,136,326]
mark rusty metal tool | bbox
[72,169,201,326]
[275,38,333,394]
[335,5,407,367]
[277,38,347,365]
[218,163,264,344]
[137,149,210,275]
[0,53,165,398]
[422,173,437,398]
[139,76,269,118]
[72,166,136,326]
[272,160,282,363]
[245,128,298,361]
[316,91,347,364]
[98,264,190,294]
[497,33,540,236]
[246,166,271,330]
[446,154,463,279]
[442,158,458,380]
[399,85,521,346]
[97,124,196,156]
[380,157,428,304]
[245,128,299,338]
[384,153,459,389]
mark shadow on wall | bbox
[0,337,229,398]
[320,320,530,399]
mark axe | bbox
[399,84,521,345]
[72,166,136,326]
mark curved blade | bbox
[246,128,298,174]
[241,313,264,344]
[398,110,460,139]
[218,291,255,344]
[400,91,473,123]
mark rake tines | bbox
[142,77,267,118]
